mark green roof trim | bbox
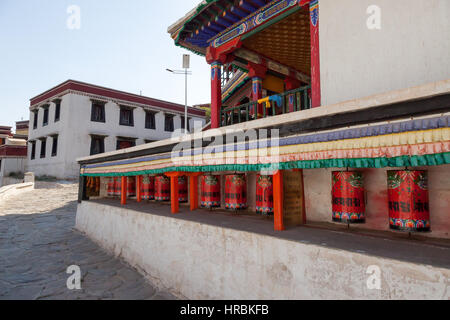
[81,153,450,177]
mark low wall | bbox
[76,202,449,300]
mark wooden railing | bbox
[220,86,311,127]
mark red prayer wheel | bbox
[201,175,221,209]
[225,175,247,210]
[178,176,188,203]
[127,177,136,198]
[107,177,115,197]
[141,175,155,200]
[332,172,366,224]
[113,177,121,197]
[256,175,274,215]
[155,175,170,201]
[388,170,430,232]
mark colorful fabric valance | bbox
[81,115,450,177]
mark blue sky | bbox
[0,0,210,130]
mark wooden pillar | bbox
[248,62,267,118]
[285,77,302,112]
[273,170,285,231]
[121,176,127,205]
[189,175,200,211]
[310,0,321,108]
[211,62,222,129]
[170,176,179,214]
[136,175,142,203]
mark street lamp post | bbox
[166,54,191,135]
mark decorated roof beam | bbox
[234,48,311,83]
[210,0,307,49]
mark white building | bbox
[27,80,206,179]
[0,133,27,187]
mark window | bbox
[116,138,136,150]
[51,135,58,157]
[40,138,47,159]
[91,102,106,123]
[42,106,49,127]
[54,100,61,122]
[119,106,134,127]
[145,111,156,130]
[181,116,191,132]
[90,136,105,156]
[164,114,174,132]
[30,141,36,160]
[33,110,38,129]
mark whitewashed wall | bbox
[319,0,450,106]
[76,202,449,300]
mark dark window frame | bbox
[181,116,191,132]
[40,138,47,159]
[51,135,58,157]
[90,135,106,156]
[116,138,136,150]
[145,111,156,130]
[119,106,135,127]
[164,114,174,132]
[30,141,36,160]
[91,101,106,123]
[33,110,38,129]
[42,105,49,127]
[54,99,61,122]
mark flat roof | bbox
[29,80,206,118]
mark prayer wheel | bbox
[141,175,155,200]
[113,177,121,197]
[225,174,247,210]
[332,171,366,224]
[201,175,221,209]
[256,175,274,215]
[107,177,115,197]
[155,175,170,201]
[127,177,136,198]
[178,176,188,203]
[387,170,430,232]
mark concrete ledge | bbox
[0,182,34,201]
[76,201,449,300]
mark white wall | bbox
[27,93,205,179]
[0,157,26,187]
[319,0,450,106]
[76,202,450,300]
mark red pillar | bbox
[248,62,267,119]
[273,170,285,231]
[136,175,142,203]
[310,0,321,108]
[211,62,222,129]
[189,175,199,211]
[121,176,127,205]
[285,77,302,112]
[170,176,180,214]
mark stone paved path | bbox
[0,182,175,300]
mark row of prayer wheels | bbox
[332,170,431,233]
[105,170,430,233]
[107,175,188,202]
[106,174,275,215]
